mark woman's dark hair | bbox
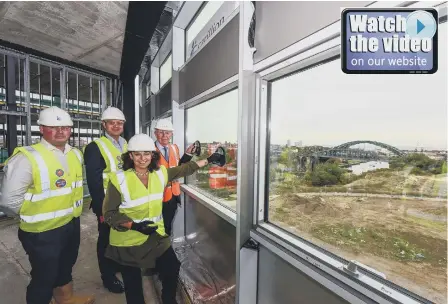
[122,151,161,172]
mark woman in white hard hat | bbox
[102,133,225,304]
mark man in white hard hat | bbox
[153,118,199,236]
[0,106,95,304]
[83,106,126,294]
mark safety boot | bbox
[53,281,95,304]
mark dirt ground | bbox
[270,193,447,304]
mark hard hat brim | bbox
[155,127,174,131]
[37,120,74,127]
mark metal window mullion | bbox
[90,77,94,141]
[77,121,80,148]
[50,67,53,106]
[38,63,41,108]
[18,58,21,107]
[236,2,258,304]
[100,78,106,114]
[60,66,66,110]
[24,55,31,146]
[90,77,93,114]
[76,73,79,115]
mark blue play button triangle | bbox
[417,19,425,34]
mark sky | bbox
[184,23,447,151]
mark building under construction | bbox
[0,1,447,304]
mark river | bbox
[349,161,389,175]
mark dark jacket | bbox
[84,142,107,216]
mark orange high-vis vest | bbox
[156,144,181,202]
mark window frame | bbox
[185,1,225,47]
[180,77,239,225]
[252,3,448,304]
[159,53,172,89]
[174,1,240,70]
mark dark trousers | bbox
[97,216,121,281]
[18,217,80,304]
[162,195,180,236]
[121,247,181,304]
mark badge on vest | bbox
[55,169,64,177]
[55,179,67,188]
[117,155,123,169]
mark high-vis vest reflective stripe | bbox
[71,149,84,218]
[6,143,84,233]
[156,144,180,202]
[94,136,128,192]
[109,166,168,247]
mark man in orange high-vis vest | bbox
[153,118,198,236]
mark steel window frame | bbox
[0,46,112,146]
[251,2,447,304]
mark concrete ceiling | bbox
[0,1,129,76]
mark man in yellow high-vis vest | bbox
[83,106,127,293]
[0,106,94,304]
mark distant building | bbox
[287,139,292,147]
[294,141,303,147]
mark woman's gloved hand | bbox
[130,220,158,235]
[207,147,226,167]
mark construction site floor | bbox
[0,205,163,304]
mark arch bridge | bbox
[298,140,403,171]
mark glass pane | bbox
[0,55,5,104]
[92,122,101,139]
[77,74,91,118]
[67,72,77,113]
[52,68,61,107]
[31,114,41,144]
[40,65,51,109]
[160,55,172,89]
[105,78,112,107]
[17,58,25,107]
[185,89,238,211]
[30,62,40,110]
[92,79,100,119]
[186,1,224,46]
[0,114,7,165]
[267,23,447,303]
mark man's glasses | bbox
[156,130,172,136]
[46,126,71,132]
[106,121,125,127]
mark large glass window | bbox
[185,89,238,211]
[266,23,447,304]
[186,1,224,46]
[159,55,172,89]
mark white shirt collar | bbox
[105,133,126,150]
[40,138,72,155]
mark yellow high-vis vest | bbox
[6,143,84,233]
[94,136,128,192]
[108,166,168,247]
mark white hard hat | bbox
[154,118,174,131]
[128,134,156,151]
[37,106,73,127]
[101,106,126,121]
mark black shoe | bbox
[103,276,125,294]
[142,268,158,276]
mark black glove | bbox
[192,140,201,156]
[207,147,226,167]
[130,221,158,235]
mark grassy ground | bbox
[269,190,447,304]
